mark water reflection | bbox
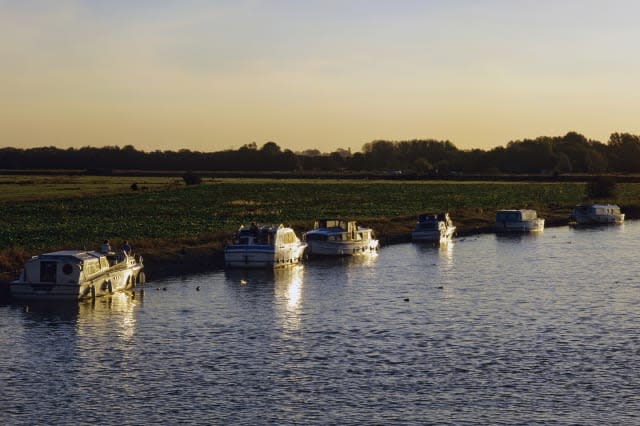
[273,266,304,332]
[77,291,141,341]
[494,232,544,243]
[224,266,306,332]
[15,299,81,325]
[412,239,455,268]
[306,251,379,269]
[569,222,626,232]
[272,266,304,311]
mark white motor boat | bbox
[570,204,624,225]
[224,224,307,268]
[493,209,545,232]
[411,212,456,243]
[304,219,379,256]
[9,249,144,300]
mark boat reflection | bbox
[14,299,81,324]
[494,232,543,243]
[413,239,455,268]
[11,290,142,341]
[306,250,379,269]
[439,240,454,267]
[77,290,141,341]
[224,266,306,332]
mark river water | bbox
[1,222,640,425]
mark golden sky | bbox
[1,0,639,153]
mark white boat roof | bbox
[34,250,105,261]
[576,204,620,209]
[237,224,285,233]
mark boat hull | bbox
[306,240,379,256]
[412,226,456,243]
[9,263,143,300]
[573,213,624,225]
[224,243,306,268]
[493,219,545,233]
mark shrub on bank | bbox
[586,176,617,200]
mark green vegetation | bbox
[2,175,639,276]
[0,177,623,250]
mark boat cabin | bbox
[416,212,453,230]
[574,204,622,217]
[233,224,299,246]
[306,219,373,242]
[20,251,112,285]
[571,204,624,224]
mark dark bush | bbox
[182,172,202,185]
[586,175,617,199]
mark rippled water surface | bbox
[2,223,640,425]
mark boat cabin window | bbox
[496,211,521,222]
[39,261,57,283]
[62,263,73,275]
[280,231,297,244]
[318,219,345,229]
[84,259,101,276]
[305,234,327,241]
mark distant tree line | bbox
[2,132,640,175]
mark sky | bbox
[1,0,640,153]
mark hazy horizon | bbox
[2,1,639,153]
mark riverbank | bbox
[3,204,639,292]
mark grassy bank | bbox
[2,176,639,282]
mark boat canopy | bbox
[496,209,538,222]
[418,212,449,222]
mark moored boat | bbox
[224,224,307,268]
[493,209,545,232]
[9,249,144,300]
[304,219,379,256]
[411,212,456,243]
[570,204,624,225]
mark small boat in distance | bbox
[9,249,144,300]
[412,212,456,244]
[224,224,307,268]
[304,219,379,256]
[570,204,624,225]
[493,209,545,233]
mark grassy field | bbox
[0,175,182,202]
[1,175,639,277]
